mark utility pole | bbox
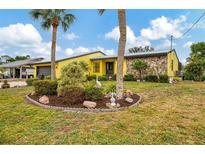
[170,35,173,51]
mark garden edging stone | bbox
[25,94,142,113]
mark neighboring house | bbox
[33,50,180,79]
[0,58,44,79]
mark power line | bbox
[175,11,205,40]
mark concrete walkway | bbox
[0,80,27,88]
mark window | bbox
[93,62,100,73]
[171,60,174,71]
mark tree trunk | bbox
[116,9,126,99]
[51,17,58,80]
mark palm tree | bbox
[30,9,75,80]
[98,9,126,99]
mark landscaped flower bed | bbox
[28,93,140,108]
[26,61,142,112]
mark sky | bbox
[0,9,205,64]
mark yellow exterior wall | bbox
[167,51,179,77]
[33,52,104,78]
[90,58,127,76]
[33,51,179,78]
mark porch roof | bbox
[0,58,44,68]
[90,50,170,60]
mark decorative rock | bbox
[111,102,116,106]
[104,93,112,98]
[39,95,49,104]
[116,103,121,108]
[106,103,115,109]
[124,89,133,98]
[83,101,96,108]
[125,97,133,103]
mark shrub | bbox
[144,75,158,82]
[86,74,96,81]
[60,87,85,105]
[33,80,58,95]
[124,74,135,81]
[26,78,39,86]
[159,75,169,83]
[185,62,204,81]
[202,74,205,81]
[84,81,103,101]
[1,80,10,89]
[98,75,107,81]
[44,75,51,80]
[58,62,84,95]
[111,74,116,80]
[184,72,195,80]
[105,83,116,93]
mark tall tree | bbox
[98,9,126,99]
[128,46,154,53]
[15,55,30,61]
[189,42,205,63]
[185,42,205,81]
[0,55,15,63]
[30,9,75,80]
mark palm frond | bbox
[98,9,106,16]
[30,9,43,20]
[41,18,52,30]
[60,14,76,32]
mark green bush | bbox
[144,75,158,82]
[202,74,205,81]
[84,81,103,101]
[44,75,51,80]
[159,75,169,83]
[86,74,96,81]
[26,78,39,86]
[1,80,10,89]
[98,75,107,81]
[61,87,85,105]
[33,80,58,95]
[184,72,195,80]
[58,61,84,95]
[111,74,116,81]
[105,83,116,93]
[124,74,135,81]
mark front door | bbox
[106,62,114,75]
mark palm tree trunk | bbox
[51,19,58,80]
[116,9,126,99]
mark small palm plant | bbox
[30,9,75,80]
[132,59,148,81]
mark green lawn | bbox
[0,81,205,144]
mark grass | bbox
[0,81,205,144]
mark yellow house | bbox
[33,50,180,78]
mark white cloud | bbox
[155,39,176,50]
[105,26,150,49]
[141,15,186,40]
[183,41,193,48]
[0,23,42,47]
[64,32,79,40]
[65,46,115,56]
[65,48,74,56]
[0,23,61,59]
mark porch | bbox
[90,58,127,76]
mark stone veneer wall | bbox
[126,55,168,78]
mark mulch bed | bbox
[29,94,140,109]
